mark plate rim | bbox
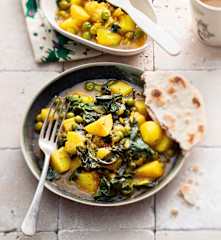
[20,62,186,207]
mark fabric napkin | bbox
[21,0,102,63]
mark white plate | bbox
[40,0,157,56]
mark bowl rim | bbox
[40,0,149,56]
[20,62,186,207]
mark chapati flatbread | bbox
[142,72,206,151]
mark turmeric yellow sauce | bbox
[34,80,180,202]
[56,0,147,49]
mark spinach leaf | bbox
[46,167,60,181]
[66,95,100,123]
[129,122,156,158]
[96,94,122,113]
[130,137,156,158]
[95,176,112,201]
[77,147,101,170]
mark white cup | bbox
[190,0,221,47]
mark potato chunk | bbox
[135,160,164,180]
[63,117,76,132]
[155,134,172,153]
[70,4,90,22]
[85,114,113,137]
[109,81,133,96]
[70,0,82,5]
[140,121,162,146]
[59,17,80,33]
[96,148,111,159]
[65,131,85,155]
[96,28,121,46]
[135,100,148,117]
[70,156,82,171]
[76,172,100,195]
[51,147,71,173]
[84,1,108,22]
[119,15,136,32]
[133,112,146,126]
[133,178,151,187]
[40,108,57,122]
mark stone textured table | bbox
[1,0,221,239]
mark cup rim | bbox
[194,0,221,11]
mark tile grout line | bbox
[154,195,157,240]
[1,228,221,235]
[0,69,62,73]
[0,145,220,151]
[0,68,221,74]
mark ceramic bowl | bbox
[21,62,186,207]
[40,0,157,56]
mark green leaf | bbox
[25,0,38,18]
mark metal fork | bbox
[21,98,66,236]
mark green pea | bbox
[134,28,144,38]
[66,112,74,119]
[125,31,134,40]
[112,131,124,143]
[126,98,135,106]
[82,31,91,40]
[84,81,95,91]
[54,97,61,105]
[119,117,125,124]
[57,10,69,19]
[72,122,78,130]
[116,105,125,116]
[58,0,71,10]
[123,125,131,136]
[101,10,110,21]
[82,21,92,31]
[129,161,136,168]
[35,114,42,122]
[124,138,130,149]
[35,122,43,132]
[75,115,83,123]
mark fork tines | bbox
[40,97,68,143]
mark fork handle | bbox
[21,155,50,236]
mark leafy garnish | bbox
[77,147,101,170]
[96,94,122,113]
[46,167,60,181]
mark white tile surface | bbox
[0,0,61,71]
[156,231,221,240]
[59,230,154,240]
[59,198,154,230]
[0,232,57,240]
[156,147,221,229]
[0,150,58,232]
[0,71,58,148]
[64,40,154,71]
[153,0,221,70]
[0,0,220,238]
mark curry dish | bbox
[56,0,147,48]
[34,80,180,202]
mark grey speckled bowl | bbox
[21,62,186,207]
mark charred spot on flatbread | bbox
[192,97,201,108]
[167,86,176,95]
[143,72,206,151]
[198,124,205,134]
[169,76,186,88]
[151,89,166,107]
[188,134,195,145]
[151,89,162,98]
